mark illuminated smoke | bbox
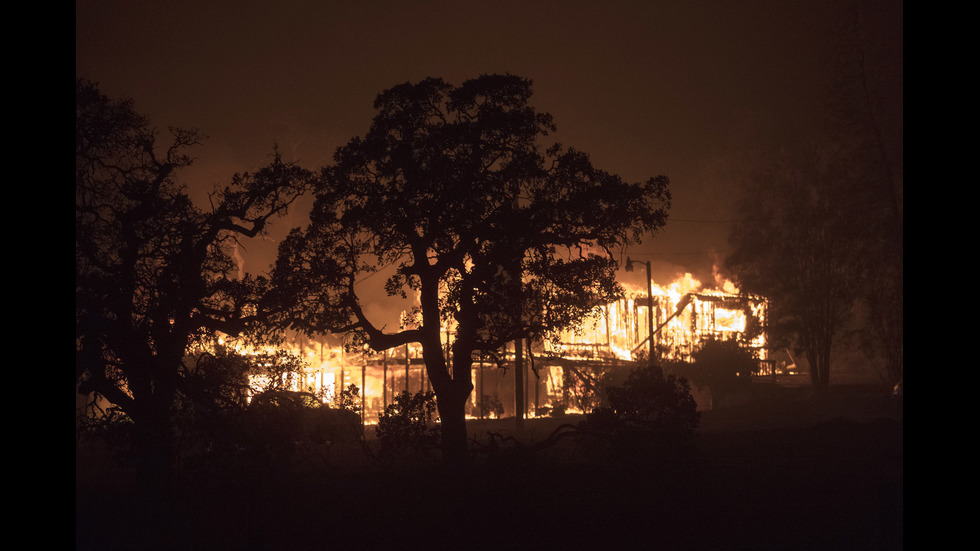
[232,241,246,280]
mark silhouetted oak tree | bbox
[75,79,312,487]
[273,74,670,465]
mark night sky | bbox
[76,0,901,323]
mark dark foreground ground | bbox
[76,381,903,551]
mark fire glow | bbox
[224,272,767,421]
[546,272,766,363]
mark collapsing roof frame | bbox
[543,290,768,365]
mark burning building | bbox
[547,273,768,364]
[233,272,769,421]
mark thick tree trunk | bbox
[437,343,476,468]
[804,342,831,393]
[437,385,472,468]
[818,353,831,389]
[126,358,180,494]
[808,355,821,389]
[133,406,176,493]
[418,328,473,467]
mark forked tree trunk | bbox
[418,322,474,468]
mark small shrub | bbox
[566,365,611,414]
[229,390,364,470]
[535,401,567,418]
[580,363,700,463]
[239,390,322,462]
[375,390,440,461]
[478,393,505,419]
[606,364,700,434]
[687,338,759,408]
[76,405,139,468]
[335,383,362,415]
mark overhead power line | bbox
[668,218,741,224]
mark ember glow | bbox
[220,272,767,421]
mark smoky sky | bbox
[76,0,901,324]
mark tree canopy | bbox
[273,74,671,464]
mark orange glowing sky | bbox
[76,0,902,324]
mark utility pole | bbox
[360,356,366,425]
[511,194,525,429]
[515,337,524,428]
[383,349,388,408]
[626,257,655,365]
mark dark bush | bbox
[477,393,505,419]
[686,338,759,408]
[580,363,700,463]
[375,390,440,462]
[607,364,700,433]
[76,404,139,469]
